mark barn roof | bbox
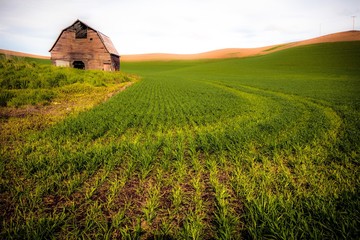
[97,32,119,56]
[49,19,119,56]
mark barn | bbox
[49,19,120,71]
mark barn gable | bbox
[49,19,120,71]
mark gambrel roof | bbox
[49,19,119,56]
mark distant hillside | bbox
[0,49,50,59]
[122,30,360,61]
[1,30,359,62]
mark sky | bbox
[0,0,359,55]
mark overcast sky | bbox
[0,0,359,55]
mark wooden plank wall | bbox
[51,29,113,70]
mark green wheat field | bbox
[1,41,360,239]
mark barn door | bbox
[103,63,111,71]
[73,61,85,69]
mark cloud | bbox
[0,0,359,55]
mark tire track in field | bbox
[242,84,342,150]
[206,81,342,151]
[200,81,343,238]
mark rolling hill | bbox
[0,49,50,59]
[1,30,359,62]
[121,30,360,61]
[1,29,360,239]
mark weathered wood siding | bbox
[51,29,113,70]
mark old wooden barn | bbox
[49,19,120,71]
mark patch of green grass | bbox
[0,54,52,65]
[0,56,134,107]
[1,41,359,239]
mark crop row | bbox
[2,42,359,238]
[2,71,356,238]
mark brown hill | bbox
[1,30,359,62]
[122,30,360,62]
[0,49,50,59]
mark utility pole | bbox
[352,16,356,30]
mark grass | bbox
[0,55,135,107]
[0,56,137,171]
[1,41,360,239]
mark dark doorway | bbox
[111,54,120,71]
[73,61,85,69]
